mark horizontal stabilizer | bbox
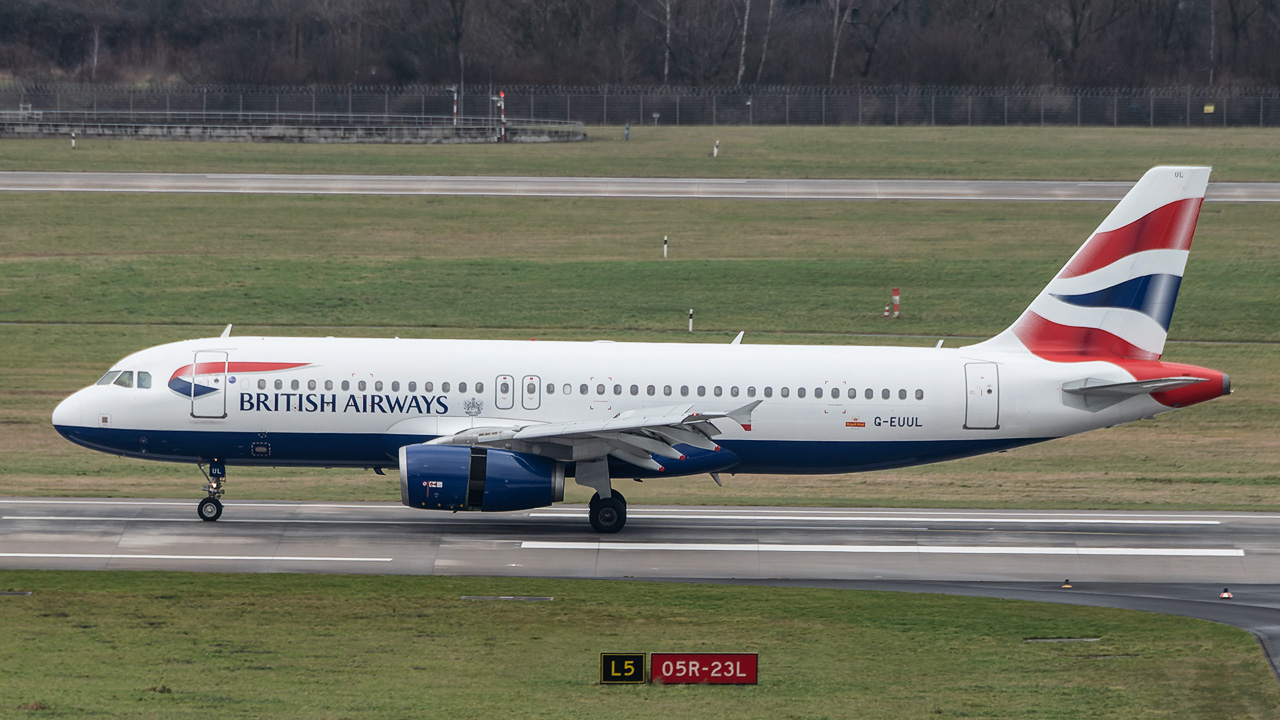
[1062,376,1206,411]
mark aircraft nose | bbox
[52,392,84,431]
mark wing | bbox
[426,400,762,472]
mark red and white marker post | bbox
[892,287,901,318]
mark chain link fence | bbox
[3,84,1279,128]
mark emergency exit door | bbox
[964,362,999,430]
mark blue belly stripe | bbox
[55,424,1050,475]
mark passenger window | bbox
[501,381,511,394]
[257,379,266,390]
[308,379,317,391]
[697,386,706,397]
[476,382,484,393]
[137,372,151,389]
[564,384,572,395]
[713,386,722,397]
[113,371,134,388]
[915,389,924,400]
[780,387,789,398]
[342,380,350,391]
[546,383,555,395]
[630,384,638,396]
[747,386,756,398]
[391,381,399,392]
[730,386,739,397]
[327,380,334,391]
[275,379,284,390]
[528,382,537,394]
[680,385,689,397]
[647,385,655,396]
[96,371,122,386]
[664,385,672,396]
[580,384,588,395]
[442,382,451,393]
[424,381,433,392]
[865,388,873,400]
[797,387,806,398]
[292,379,301,391]
[407,381,415,392]
[459,382,467,393]
[815,387,823,399]
[899,389,907,400]
[830,387,839,399]
[358,381,366,391]
[882,388,890,399]
[597,384,605,395]
[764,387,773,398]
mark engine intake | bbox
[399,444,564,512]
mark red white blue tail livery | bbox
[52,167,1230,532]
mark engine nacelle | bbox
[399,444,564,512]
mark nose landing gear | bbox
[197,459,226,521]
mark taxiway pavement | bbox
[2,171,1280,202]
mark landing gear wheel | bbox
[198,497,223,522]
[589,493,627,533]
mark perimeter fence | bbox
[3,83,1280,128]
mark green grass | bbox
[1,571,1276,719]
[1,190,1277,509]
[5,125,1280,179]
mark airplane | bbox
[52,166,1229,533]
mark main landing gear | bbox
[197,459,226,522]
[589,491,627,533]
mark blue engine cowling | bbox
[398,444,565,512]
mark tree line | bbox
[2,0,1278,88]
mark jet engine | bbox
[399,444,564,512]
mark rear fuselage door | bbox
[191,350,228,419]
[963,362,999,429]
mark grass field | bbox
[4,126,1280,180]
[0,190,1276,508]
[2,571,1277,719]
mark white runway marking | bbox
[3,516,421,525]
[519,541,1244,557]
[531,512,1220,525]
[0,553,392,562]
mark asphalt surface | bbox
[3,171,1280,202]
[3,497,1278,676]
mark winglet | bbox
[220,324,233,338]
[731,331,745,345]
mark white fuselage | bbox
[52,335,1173,475]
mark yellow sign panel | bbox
[600,653,646,684]
[1204,104,1216,114]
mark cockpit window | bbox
[113,371,134,388]
[96,371,122,386]
[137,372,152,389]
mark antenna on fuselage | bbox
[220,324,233,338]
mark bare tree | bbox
[736,0,751,84]
[636,0,677,84]
[825,0,857,83]
[753,0,777,83]
[848,0,904,79]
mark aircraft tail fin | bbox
[969,166,1210,361]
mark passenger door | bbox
[191,350,228,419]
[963,362,999,430]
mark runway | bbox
[3,171,1280,202]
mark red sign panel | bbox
[650,653,757,685]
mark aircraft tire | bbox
[198,497,223,522]
[589,495,626,533]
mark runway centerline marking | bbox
[0,553,392,562]
[529,512,1219,525]
[519,541,1243,557]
